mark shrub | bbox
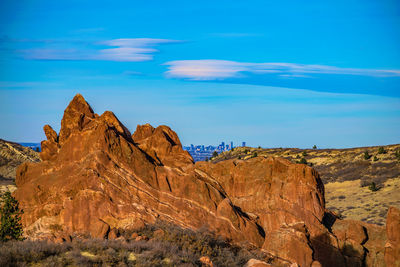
[238,156,241,160]
[363,151,371,160]
[394,150,400,160]
[313,145,317,149]
[378,147,386,154]
[212,151,218,158]
[252,152,257,158]
[0,192,24,242]
[302,151,308,157]
[299,158,307,164]
[373,156,378,161]
[369,182,379,192]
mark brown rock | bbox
[108,228,119,240]
[311,261,322,267]
[130,232,139,239]
[385,207,400,267]
[153,229,165,239]
[58,93,95,145]
[133,124,194,168]
[199,256,213,267]
[43,124,58,143]
[244,259,271,267]
[262,223,314,267]
[15,94,265,247]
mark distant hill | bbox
[0,139,40,188]
[211,144,400,184]
[211,144,400,225]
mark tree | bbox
[0,191,24,241]
[312,145,317,149]
[212,151,218,158]
[378,147,386,154]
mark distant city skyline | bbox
[1,1,399,147]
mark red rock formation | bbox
[385,207,400,267]
[15,94,263,248]
[14,94,389,266]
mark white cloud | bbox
[20,38,182,62]
[164,60,249,80]
[164,60,400,80]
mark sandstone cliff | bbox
[14,94,396,266]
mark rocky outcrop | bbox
[14,94,263,248]
[385,207,400,267]
[14,94,390,266]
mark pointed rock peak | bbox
[100,111,132,140]
[154,125,182,146]
[65,94,95,118]
[132,123,155,142]
[43,125,58,143]
[59,94,96,145]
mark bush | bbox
[252,152,257,158]
[363,151,371,160]
[302,151,308,157]
[212,151,218,158]
[373,156,378,161]
[369,182,379,192]
[378,147,386,154]
[299,158,307,164]
[394,150,400,160]
[0,192,24,242]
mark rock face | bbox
[385,207,400,267]
[14,94,390,266]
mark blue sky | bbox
[0,0,399,147]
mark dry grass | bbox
[325,177,400,225]
[213,144,400,185]
[0,222,268,267]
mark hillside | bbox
[0,139,40,194]
[212,145,400,225]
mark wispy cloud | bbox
[18,38,182,62]
[164,60,400,80]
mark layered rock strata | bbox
[15,94,395,266]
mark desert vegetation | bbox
[0,222,268,267]
[0,190,269,266]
